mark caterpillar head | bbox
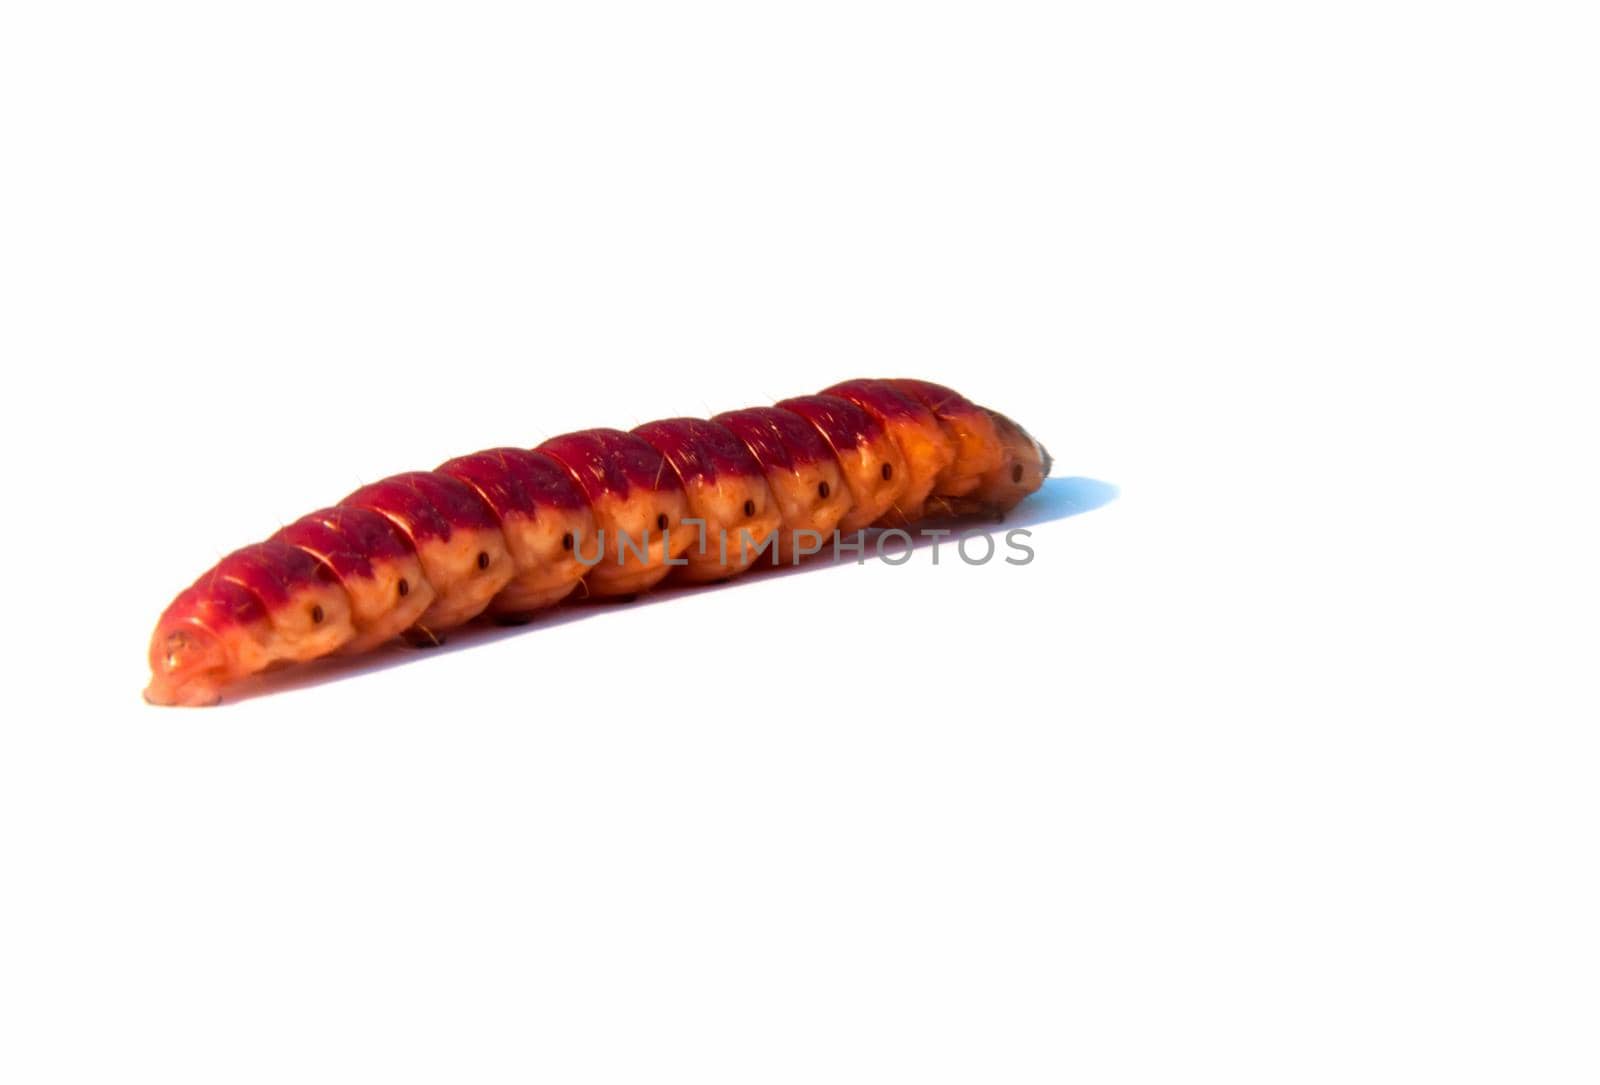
[949,410,1051,516]
[144,623,228,707]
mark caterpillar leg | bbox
[402,625,447,648]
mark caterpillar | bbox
[145,379,1052,706]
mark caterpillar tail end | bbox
[143,680,223,708]
[144,623,228,707]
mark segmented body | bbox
[145,379,1052,706]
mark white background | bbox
[2,1,1596,1081]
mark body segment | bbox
[632,418,783,582]
[536,429,694,597]
[712,407,853,563]
[775,395,908,533]
[887,379,1004,504]
[342,472,516,635]
[437,449,599,615]
[272,507,433,652]
[819,379,955,524]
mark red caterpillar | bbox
[145,379,1052,706]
